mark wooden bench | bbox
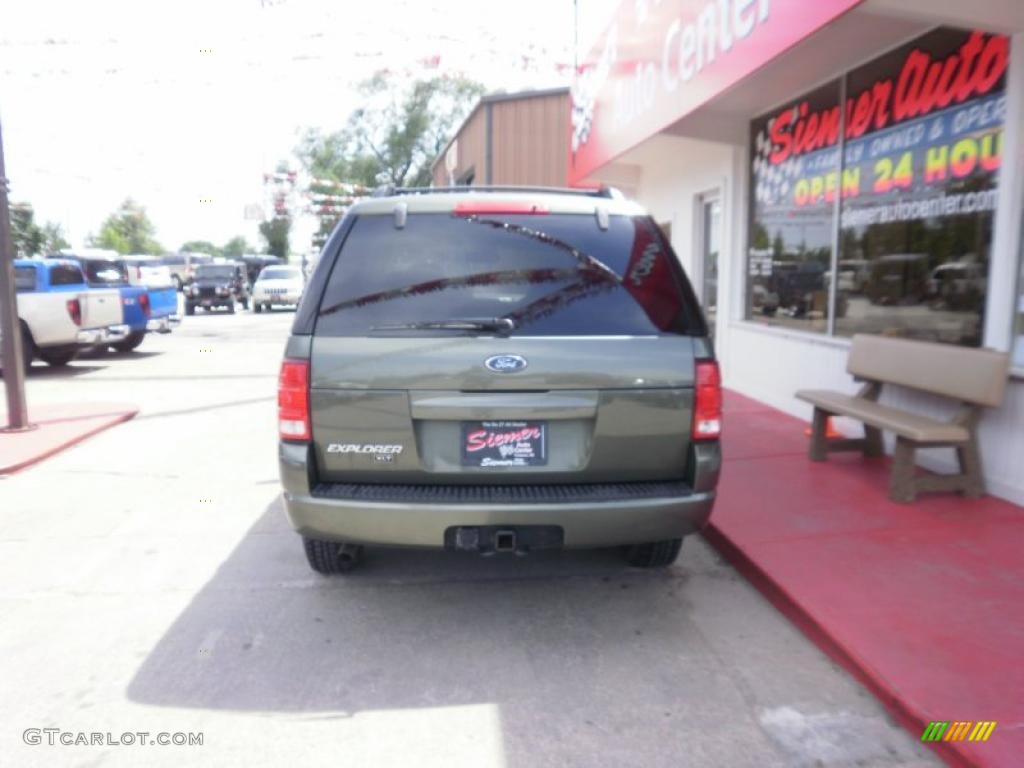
[796,334,1009,502]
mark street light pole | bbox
[0,117,31,430]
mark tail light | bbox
[139,292,151,316]
[66,298,82,326]
[278,359,310,441]
[692,360,722,440]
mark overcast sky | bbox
[1,0,617,253]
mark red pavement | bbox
[705,391,1023,768]
[1,402,138,474]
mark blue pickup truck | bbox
[7,258,127,369]
[59,251,180,352]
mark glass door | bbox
[700,194,721,338]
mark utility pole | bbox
[0,118,31,431]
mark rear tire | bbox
[303,537,363,575]
[39,348,77,367]
[253,303,262,314]
[185,302,195,316]
[111,331,145,353]
[624,538,682,568]
[21,324,35,373]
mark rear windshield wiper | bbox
[370,317,516,335]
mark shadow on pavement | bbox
[23,363,105,378]
[126,498,721,762]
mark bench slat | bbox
[848,334,1008,407]
[795,390,969,443]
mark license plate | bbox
[461,421,547,467]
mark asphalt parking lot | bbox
[0,309,938,767]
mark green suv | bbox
[278,186,722,573]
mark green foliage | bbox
[297,73,484,190]
[222,236,251,258]
[10,204,44,257]
[9,203,69,256]
[41,221,70,252]
[180,240,220,257]
[259,218,290,259]
[89,199,162,255]
[750,221,771,250]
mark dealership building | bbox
[437,0,1024,503]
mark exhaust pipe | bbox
[336,543,362,572]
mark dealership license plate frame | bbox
[460,421,548,467]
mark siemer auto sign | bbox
[569,0,865,185]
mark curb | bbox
[1,409,138,475]
[702,523,969,768]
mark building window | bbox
[746,27,1009,347]
[747,80,840,333]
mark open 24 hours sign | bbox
[750,28,1008,230]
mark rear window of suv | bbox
[315,212,706,337]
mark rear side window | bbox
[81,260,128,284]
[49,264,85,286]
[315,213,705,337]
[15,266,37,291]
[260,267,301,280]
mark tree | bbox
[222,236,251,258]
[9,203,69,256]
[180,240,220,257]
[89,199,161,254]
[10,204,44,257]
[259,217,290,259]
[297,73,484,189]
[41,221,70,252]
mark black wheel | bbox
[253,303,262,313]
[185,302,195,316]
[624,539,683,568]
[111,331,145,353]
[39,348,77,367]
[21,324,35,373]
[2,324,35,376]
[302,537,363,575]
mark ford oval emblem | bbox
[485,354,528,373]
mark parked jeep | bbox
[184,262,250,314]
[278,186,721,574]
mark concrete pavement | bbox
[0,309,938,767]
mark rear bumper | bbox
[279,444,714,548]
[77,324,130,344]
[255,292,301,305]
[146,314,181,333]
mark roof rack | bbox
[371,185,624,200]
